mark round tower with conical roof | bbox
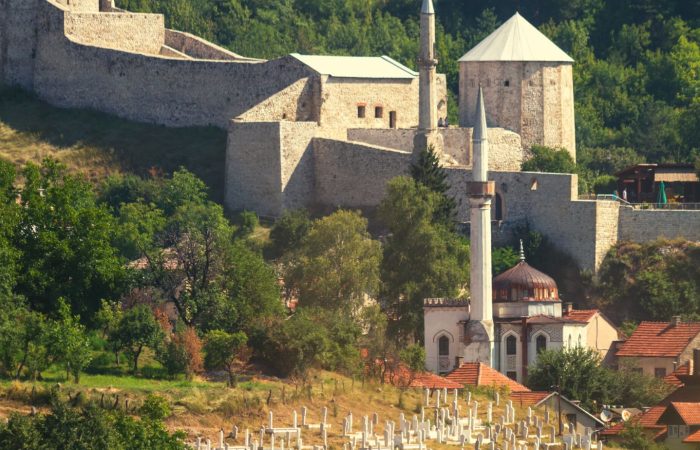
[458,13,576,160]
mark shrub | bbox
[139,394,172,421]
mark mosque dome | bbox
[492,244,559,302]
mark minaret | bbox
[463,86,495,365]
[419,0,437,131]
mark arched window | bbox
[536,335,547,354]
[438,335,450,356]
[506,335,517,355]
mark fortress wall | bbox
[54,0,98,12]
[64,12,165,55]
[593,201,621,269]
[1,0,39,89]
[313,139,411,209]
[346,128,418,152]
[280,121,319,211]
[225,121,283,217]
[618,209,700,243]
[164,29,244,61]
[487,128,524,171]
[34,1,313,128]
[238,77,317,123]
[319,77,425,130]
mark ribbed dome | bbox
[493,261,559,302]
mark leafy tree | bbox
[410,146,457,226]
[399,344,426,373]
[379,177,469,342]
[203,330,248,387]
[618,423,669,450]
[286,210,381,314]
[522,145,577,174]
[111,305,164,374]
[156,168,208,215]
[15,159,129,321]
[49,299,92,383]
[492,246,520,275]
[158,326,203,380]
[269,209,312,258]
[235,210,259,238]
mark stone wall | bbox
[237,77,317,123]
[54,0,98,12]
[33,0,314,128]
[1,0,39,89]
[64,12,165,55]
[164,29,248,61]
[618,208,700,243]
[594,201,621,269]
[313,139,411,209]
[459,61,576,160]
[280,121,319,211]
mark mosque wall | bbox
[423,304,469,373]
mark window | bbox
[655,367,667,378]
[494,193,503,221]
[669,425,678,437]
[530,178,538,191]
[504,80,510,87]
[374,106,384,118]
[357,105,366,118]
[506,335,517,355]
[389,111,397,129]
[680,425,689,438]
[438,335,450,356]
[506,371,517,380]
[536,335,547,354]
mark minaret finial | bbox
[519,239,525,262]
[421,0,435,15]
[473,86,488,142]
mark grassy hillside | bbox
[0,88,227,201]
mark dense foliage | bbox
[594,239,700,323]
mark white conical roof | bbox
[421,0,434,14]
[459,13,573,63]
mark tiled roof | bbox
[510,391,552,406]
[562,309,598,323]
[600,406,666,437]
[664,363,691,388]
[669,402,700,425]
[445,362,530,393]
[616,321,700,357]
[684,429,700,443]
[383,363,462,390]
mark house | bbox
[616,318,700,378]
[445,361,531,393]
[527,392,605,436]
[615,163,700,204]
[658,402,700,449]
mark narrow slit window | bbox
[357,105,366,118]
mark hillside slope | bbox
[0,89,227,201]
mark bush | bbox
[269,209,311,258]
[139,394,172,421]
[236,210,259,238]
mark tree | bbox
[203,330,248,387]
[49,299,92,383]
[286,210,381,314]
[379,177,469,342]
[399,344,426,373]
[410,146,457,226]
[15,159,129,321]
[618,423,669,450]
[521,145,577,173]
[158,326,203,380]
[111,305,164,374]
[269,209,312,258]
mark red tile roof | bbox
[510,391,552,406]
[669,402,700,425]
[383,363,462,389]
[562,309,598,323]
[664,362,691,388]
[684,429,700,443]
[445,362,530,393]
[616,321,700,357]
[600,406,666,437]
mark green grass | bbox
[0,87,227,201]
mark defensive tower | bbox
[458,13,576,160]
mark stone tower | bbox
[463,87,495,365]
[458,13,576,160]
[418,0,437,131]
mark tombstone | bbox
[322,407,328,425]
[494,392,500,407]
[487,403,493,423]
[466,391,472,405]
[271,434,276,450]
[220,430,225,449]
[424,389,430,407]
[322,428,328,449]
[436,390,441,409]
[349,413,353,434]
[544,407,550,424]
[196,437,202,450]
[521,425,528,439]
[597,441,603,450]
[245,429,251,447]
[302,407,308,427]
[206,439,212,450]
[472,401,478,419]
[454,389,459,404]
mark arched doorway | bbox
[438,335,450,373]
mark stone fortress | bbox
[2,0,700,271]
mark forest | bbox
[115,0,700,182]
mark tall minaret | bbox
[463,86,495,365]
[419,0,437,131]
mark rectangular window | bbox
[669,425,678,437]
[375,106,384,118]
[504,80,510,87]
[655,367,667,378]
[357,105,366,118]
[680,425,689,438]
[506,371,517,381]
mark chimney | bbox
[672,316,682,327]
[694,349,700,376]
[455,356,464,368]
[564,302,573,314]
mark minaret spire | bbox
[418,0,437,131]
[462,86,495,366]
